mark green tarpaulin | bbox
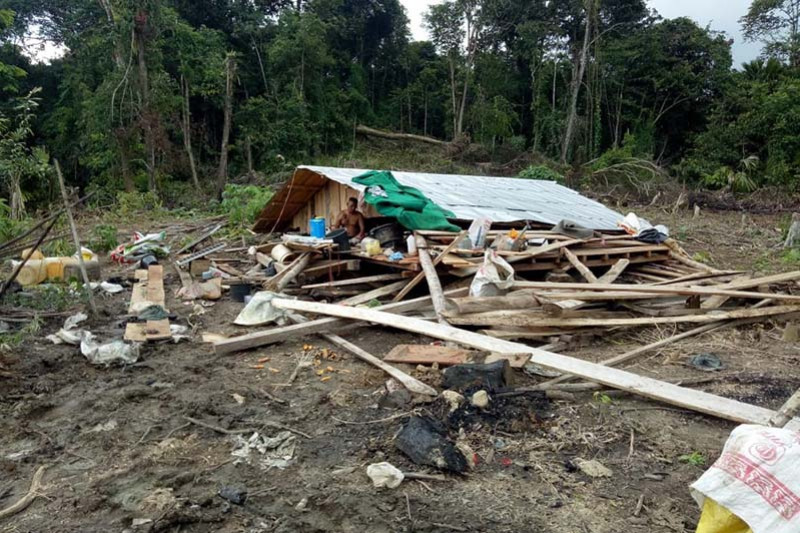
[353,170,461,232]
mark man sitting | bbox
[335,197,366,243]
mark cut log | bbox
[269,298,798,426]
[213,287,470,355]
[384,344,529,369]
[356,124,448,146]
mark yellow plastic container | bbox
[696,499,751,533]
[361,237,381,257]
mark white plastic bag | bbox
[469,250,515,297]
[367,462,405,489]
[691,424,800,533]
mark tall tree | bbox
[742,0,800,67]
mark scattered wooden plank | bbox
[269,298,794,425]
[770,389,800,428]
[301,273,404,290]
[287,313,437,396]
[213,287,470,354]
[556,259,630,311]
[124,319,172,342]
[446,291,540,315]
[300,259,361,280]
[415,233,448,325]
[385,344,475,366]
[699,271,800,309]
[384,344,529,368]
[512,280,800,302]
[563,248,598,282]
[393,230,468,302]
[129,265,166,312]
[264,252,311,292]
[337,281,408,306]
[447,304,800,328]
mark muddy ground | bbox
[1,208,799,533]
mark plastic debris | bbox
[234,291,289,327]
[111,232,170,264]
[80,332,140,366]
[231,431,296,470]
[89,281,124,294]
[218,486,247,505]
[367,462,405,489]
[47,313,89,345]
[470,249,515,297]
[176,277,222,301]
[689,353,725,372]
[574,458,613,478]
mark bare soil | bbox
[1,208,799,533]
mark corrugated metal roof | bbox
[298,165,623,230]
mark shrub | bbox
[517,165,565,184]
[90,224,118,252]
[219,184,273,230]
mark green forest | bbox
[1,0,800,225]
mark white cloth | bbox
[691,424,800,533]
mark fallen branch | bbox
[0,465,47,520]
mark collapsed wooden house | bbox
[188,166,800,429]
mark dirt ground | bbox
[1,207,799,533]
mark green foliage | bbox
[0,197,26,242]
[679,452,707,467]
[517,165,565,184]
[781,248,800,265]
[6,283,90,312]
[0,316,41,350]
[219,184,273,230]
[116,191,163,218]
[592,391,613,405]
[89,224,118,252]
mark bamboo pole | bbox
[54,159,98,316]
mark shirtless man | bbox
[335,197,366,241]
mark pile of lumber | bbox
[211,226,800,430]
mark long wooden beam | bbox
[271,298,798,426]
[213,287,469,354]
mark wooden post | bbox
[54,159,98,316]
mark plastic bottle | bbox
[406,235,418,256]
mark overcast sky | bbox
[401,0,761,67]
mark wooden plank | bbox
[700,271,800,309]
[385,344,476,366]
[337,281,408,306]
[271,299,792,425]
[394,230,468,302]
[213,287,470,354]
[124,319,171,342]
[770,389,800,428]
[264,252,311,292]
[145,265,165,306]
[300,260,361,280]
[448,305,800,328]
[563,248,598,282]
[446,291,540,315]
[415,234,448,324]
[556,259,630,311]
[384,344,529,368]
[286,313,437,396]
[512,281,800,302]
[301,273,404,290]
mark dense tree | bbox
[4,0,800,209]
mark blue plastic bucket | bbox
[310,218,326,239]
